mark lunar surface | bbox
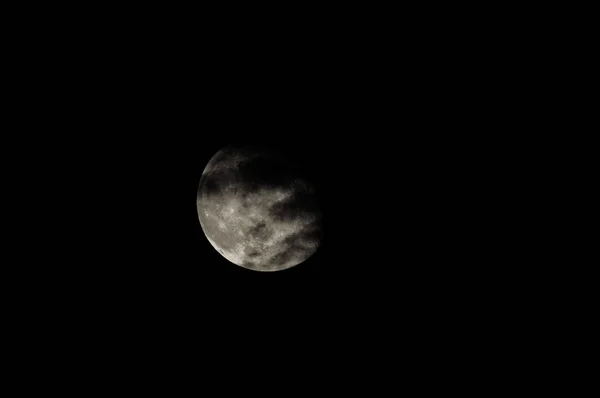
[197,146,322,272]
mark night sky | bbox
[55,99,497,345]
[122,127,488,323]
[26,18,513,379]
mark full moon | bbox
[197,146,323,272]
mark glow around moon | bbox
[197,146,322,272]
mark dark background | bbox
[62,77,501,348]
[18,11,527,381]
[5,3,573,390]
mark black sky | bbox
[23,15,519,378]
[58,47,498,326]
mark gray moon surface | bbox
[197,146,323,272]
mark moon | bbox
[197,146,323,272]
